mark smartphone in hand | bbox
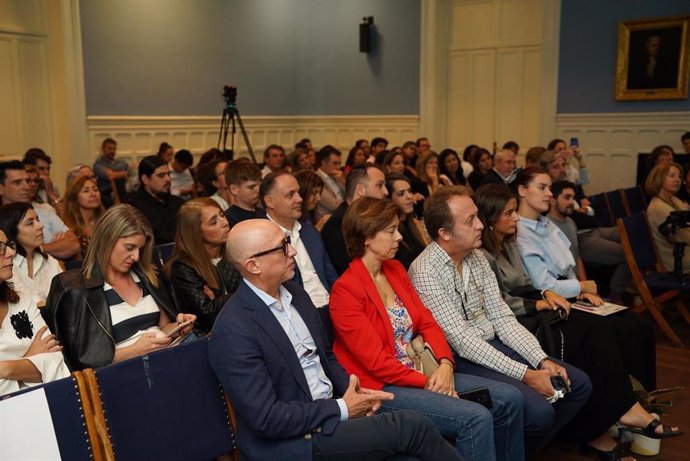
[166,320,193,338]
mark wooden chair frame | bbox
[617,213,690,347]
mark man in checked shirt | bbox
[409,186,591,458]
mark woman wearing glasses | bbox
[62,175,105,259]
[0,231,69,396]
[44,204,195,371]
[0,203,63,304]
[329,197,525,461]
[168,198,240,335]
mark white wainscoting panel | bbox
[86,115,420,165]
[556,112,690,194]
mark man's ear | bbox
[437,227,452,243]
[245,258,261,276]
[228,184,238,196]
[354,183,365,200]
[140,175,150,187]
[263,193,274,210]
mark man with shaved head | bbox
[209,219,460,461]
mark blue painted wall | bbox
[558,0,690,113]
[80,0,420,116]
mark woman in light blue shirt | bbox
[513,168,601,305]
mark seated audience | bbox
[461,144,477,177]
[0,230,69,396]
[475,185,676,457]
[315,145,345,220]
[62,175,105,259]
[354,138,371,160]
[401,141,419,179]
[370,137,388,163]
[321,164,388,274]
[468,147,493,191]
[224,159,264,227]
[382,150,406,175]
[168,198,240,335]
[385,173,429,268]
[408,186,591,457]
[642,144,675,186]
[288,148,311,171]
[65,164,97,190]
[678,162,690,203]
[260,172,338,337]
[481,148,517,186]
[645,162,690,273]
[0,203,62,303]
[344,145,367,175]
[514,168,601,303]
[23,148,61,208]
[44,205,195,370]
[294,169,325,229]
[260,144,286,178]
[547,138,590,186]
[439,148,468,187]
[411,152,450,217]
[209,218,460,461]
[198,159,232,210]
[524,146,545,169]
[129,155,184,244]
[503,141,520,156]
[93,138,128,208]
[548,180,630,301]
[157,142,174,163]
[169,149,195,200]
[683,131,690,154]
[416,137,431,156]
[331,197,525,461]
[0,161,80,260]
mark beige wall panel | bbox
[469,51,497,148]
[496,50,522,146]
[520,48,541,147]
[17,38,52,153]
[449,1,494,49]
[0,38,21,157]
[608,154,635,190]
[609,130,635,151]
[498,0,542,43]
[636,130,663,152]
[0,0,45,34]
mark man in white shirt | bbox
[260,171,338,340]
[169,149,195,200]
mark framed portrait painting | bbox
[615,15,690,101]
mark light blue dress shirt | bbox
[515,215,581,298]
[244,279,348,420]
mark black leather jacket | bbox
[43,266,178,371]
[170,258,241,334]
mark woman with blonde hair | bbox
[168,198,240,335]
[62,175,105,259]
[645,162,690,272]
[44,204,195,370]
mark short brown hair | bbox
[525,146,546,166]
[423,186,467,241]
[225,159,261,186]
[645,162,683,196]
[342,197,399,259]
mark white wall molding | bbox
[86,115,420,161]
[556,111,690,194]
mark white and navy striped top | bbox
[105,273,163,348]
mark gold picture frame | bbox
[615,15,690,101]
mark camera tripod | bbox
[217,85,257,164]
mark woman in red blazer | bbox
[329,197,525,461]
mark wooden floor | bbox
[535,307,690,461]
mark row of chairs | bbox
[590,185,647,228]
[617,212,690,347]
[1,338,239,461]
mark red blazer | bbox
[330,258,454,390]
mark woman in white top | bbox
[0,203,62,304]
[645,162,690,273]
[0,230,69,396]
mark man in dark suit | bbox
[321,165,389,274]
[481,149,517,186]
[208,219,461,460]
[260,171,339,340]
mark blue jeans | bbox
[382,373,524,461]
[455,339,592,458]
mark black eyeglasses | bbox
[0,240,16,256]
[250,236,291,258]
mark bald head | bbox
[227,219,280,269]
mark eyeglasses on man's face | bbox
[250,236,291,258]
[0,240,17,256]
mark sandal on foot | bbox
[619,419,683,439]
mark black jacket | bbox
[170,258,241,334]
[43,266,178,371]
[320,202,350,275]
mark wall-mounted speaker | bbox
[360,16,374,53]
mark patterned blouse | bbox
[385,294,414,369]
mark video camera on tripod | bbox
[217,84,256,164]
[658,210,690,281]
